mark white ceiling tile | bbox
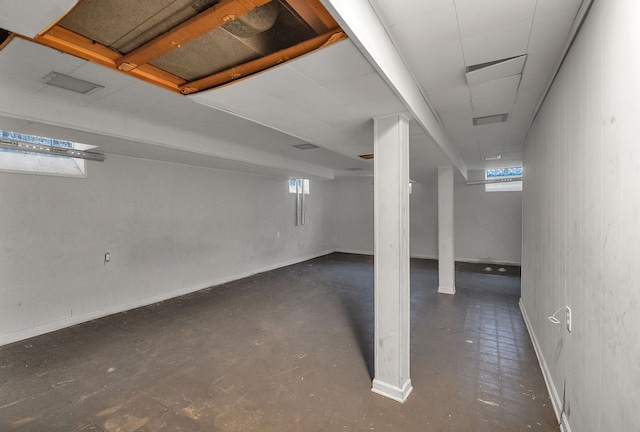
[403,39,466,90]
[475,123,508,143]
[325,72,395,105]
[90,84,176,115]
[289,40,374,86]
[282,87,349,122]
[130,96,207,123]
[472,94,516,117]
[528,12,577,53]
[373,0,453,27]
[390,2,460,47]
[523,46,564,75]
[519,70,551,91]
[440,110,473,132]
[0,39,86,83]
[0,0,78,37]
[534,0,584,18]
[461,20,532,66]
[455,0,537,39]
[427,85,471,108]
[469,74,521,100]
[244,65,320,98]
[419,69,468,91]
[466,55,526,86]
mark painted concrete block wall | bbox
[454,182,522,265]
[332,176,522,264]
[0,155,333,345]
[520,1,640,430]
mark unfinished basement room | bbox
[0,0,638,431]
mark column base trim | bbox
[371,378,413,403]
[438,285,456,295]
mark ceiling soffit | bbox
[24,0,345,95]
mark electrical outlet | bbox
[565,306,572,332]
[104,252,111,263]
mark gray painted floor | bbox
[0,253,558,431]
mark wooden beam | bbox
[0,32,16,51]
[284,0,339,34]
[33,26,187,93]
[179,30,347,94]
[117,0,273,72]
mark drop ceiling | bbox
[0,0,587,182]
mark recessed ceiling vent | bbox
[347,167,363,171]
[293,143,319,150]
[42,72,104,94]
[473,113,509,126]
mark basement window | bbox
[0,130,90,177]
[289,178,309,194]
[485,167,523,192]
[289,178,309,226]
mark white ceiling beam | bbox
[0,86,336,180]
[320,0,468,179]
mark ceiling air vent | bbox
[293,143,319,150]
[347,167,363,171]
[42,72,104,94]
[473,113,509,126]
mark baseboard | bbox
[519,299,571,432]
[333,249,373,256]
[0,250,334,347]
[409,253,438,260]
[438,285,456,295]
[334,251,519,267]
[371,378,413,403]
[457,257,521,266]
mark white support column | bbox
[371,114,413,403]
[438,166,456,295]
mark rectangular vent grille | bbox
[293,143,319,150]
[473,113,509,126]
[43,72,104,94]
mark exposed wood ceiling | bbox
[29,0,346,94]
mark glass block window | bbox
[485,167,523,192]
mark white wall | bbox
[332,175,522,264]
[455,180,522,265]
[0,155,333,345]
[520,1,640,430]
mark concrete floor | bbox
[0,253,558,431]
